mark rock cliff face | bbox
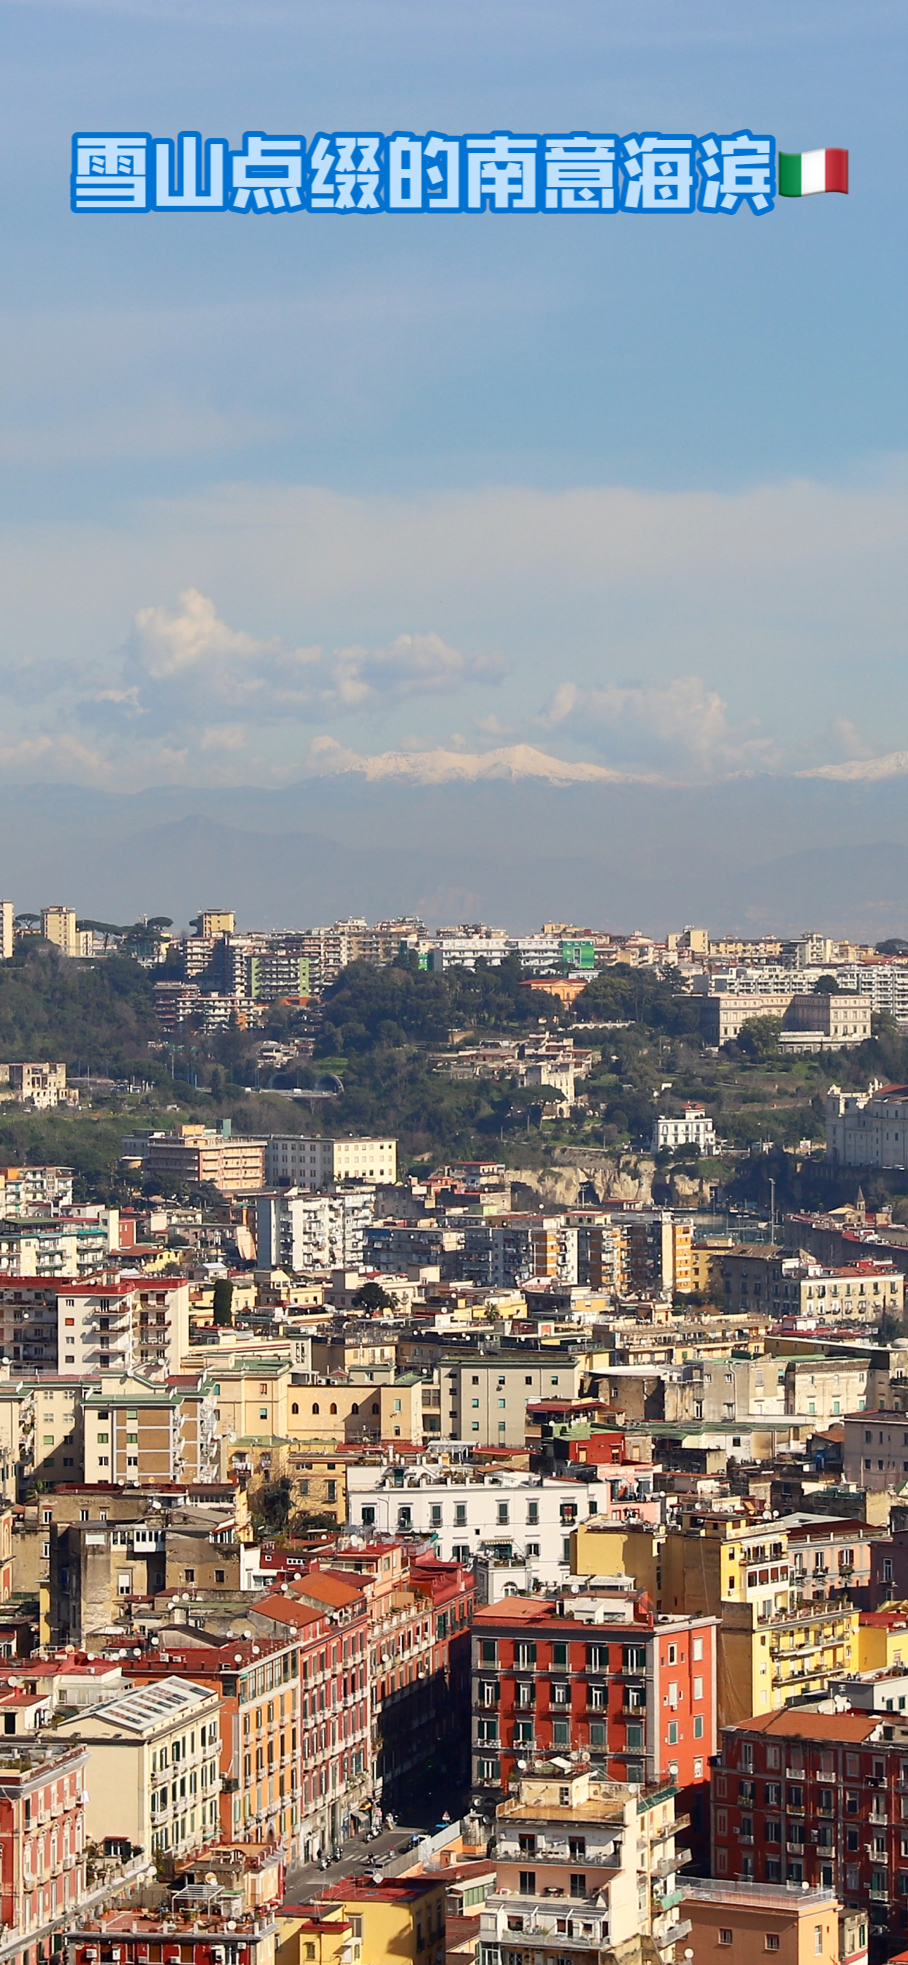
[510,1150,657,1210]
[510,1153,718,1211]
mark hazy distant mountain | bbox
[0,773,903,937]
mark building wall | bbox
[55,1679,221,1858]
[827,1085,908,1169]
[680,1883,841,1965]
[442,1359,582,1448]
[470,1602,717,1805]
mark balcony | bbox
[651,1814,690,1840]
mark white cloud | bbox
[77,590,506,738]
[536,673,777,773]
[0,470,902,787]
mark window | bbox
[814,1931,822,1956]
[764,1940,780,1954]
[215,1569,225,1584]
[667,1721,678,1745]
[569,1875,585,1899]
[694,1715,704,1739]
[518,1872,536,1896]
[719,1934,733,1948]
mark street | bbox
[284,1822,426,1901]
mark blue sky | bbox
[0,0,904,792]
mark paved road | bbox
[285,1823,425,1901]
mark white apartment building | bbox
[264,1134,397,1188]
[0,1164,73,1216]
[481,1768,685,1965]
[0,1278,190,1379]
[826,1082,908,1168]
[652,1103,716,1152]
[0,900,12,961]
[346,1462,597,1571]
[255,1187,375,1272]
[55,1279,190,1378]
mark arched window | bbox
[329,1402,338,1415]
[371,1403,380,1415]
[312,1402,320,1414]
[291,1402,299,1415]
[351,1404,359,1415]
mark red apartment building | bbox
[0,1739,91,1965]
[470,1591,717,1853]
[295,1544,475,1813]
[711,1707,908,1951]
[125,1586,374,1865]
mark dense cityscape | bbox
[0,902,904,1965]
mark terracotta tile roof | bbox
[727,1709,880,1742]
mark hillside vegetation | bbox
[0,948,906,1202]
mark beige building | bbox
[55,1675,221,1857]
[81,1371,218,1485]
[208,1356,291,1456]
[699,989,871,1049]
[264,1135,398,1189]
[125,1125,266,1195]
[718,1245,903,1323]
[442,1355,582,1447]
[0,899,12,961]
[0,1061,76,1109]
[286,1377,425,1447]
[484,1766,685,1963]
[41,905,91,957]
[678,1878,849,1965]
[197,909,236,938]
[780,991,872,1050]
[0,1377,36,1499]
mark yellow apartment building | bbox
[571,1518,660,1598]
[277,1905,359,1965]
[283,1878,445,1965]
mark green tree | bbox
[352,1280,394,1312]
[736,1016,783,1061]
